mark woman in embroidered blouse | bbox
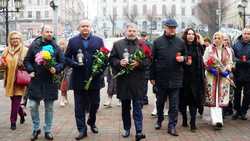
[203,32,233,129]
[0,31,28,130]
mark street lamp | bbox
[238,0,248,28]
[0,0,23,45]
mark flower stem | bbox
[84,76,93,90]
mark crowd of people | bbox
[1,18,250,141]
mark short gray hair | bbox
[125,23,138,31]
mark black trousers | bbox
[156,88,179,129]
[74,90,100,133]
[121,99,143,134]
[234,81,250,115]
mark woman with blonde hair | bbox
[0,31,29,130]
[203,32,233,129]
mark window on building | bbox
[36,11,41,19]
[171,5,176,17]
[192,0,195,3]
[103,0,106,2]
[103,7,107,16]
[37,0,40,5]
[152,4,157,16]
[182,22,185,28]
[181,7,185,16]
[45,0,49,4]
[123,0,127,2]
[192,8,195,15]
[133,4,138,16]
[143,4,147,16]
[142,21,147,30]
[123,6,128,16]
[182,0,185,3]
[113,7,117,17]
[19,11,24,18]
[28,11,32,18]
[151,21,157,30]
[29,0,32,4]
[113,0,117,2]
[162,5,167,17]
[45,11,49,18]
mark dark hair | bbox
[182,28,198,45]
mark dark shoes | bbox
[20,115,26,124]
[154,122,162,130]
[87,121,99,134]
[168,128,179,136]
[30,129,41,141]
[135,133,146,141]
[10,123,16,130]
[75,132,87,140]
[241,114,248,120]
[214,123,223,130]
[190,124,197,132]
[45,132,53,140]
[232,113,248,120]
[122,130,130,138]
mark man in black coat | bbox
[150,19,187,136]
[109,23,149,141]
[24,25,64,141]
[65,20,105,140]
[232,27,250,120]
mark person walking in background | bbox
[150,19,187,136]
[58,38,72,107]
[222,34,234,117]
[0,31,28,130]
[65,20,106,140]
[109,23,150,141]
[103,66,117,108]
[203,32,233,129]
[179,28,205,132]
[232,27,250,120]
[139,31,152,105]
[24,25,64,141]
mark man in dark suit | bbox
[109,23,150,141]
[65,20,105,140]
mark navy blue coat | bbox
[233,36,250,82]
[24,36,64,101]
[65,34,105,91]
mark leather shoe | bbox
[154,122,161,130]
[135,133,146,141]
[232,113,240,120]
[10,123,16,130]
[90,125,98,133]
[20,115,26,124]
[241,115,248,120]
[122,130,130,138]
[87,120,99,133]
[75,132,87,140]
[45,132,53,140]
[30,129,41,141]
[168,128,179,136]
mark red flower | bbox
[207,57,215,66]
[138,40,152,60]
[100,47,110,55]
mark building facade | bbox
[95,0,201,37]
[0,0,86,44]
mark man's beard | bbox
[126,35,137,40]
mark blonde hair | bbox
[7,31,24,47]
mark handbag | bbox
[15,47,31,85]
[15,69,31,85]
